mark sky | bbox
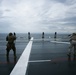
[0,0,76,33]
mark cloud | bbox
[0,20,13,33]
[0,0,76,33]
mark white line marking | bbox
[29,60,51,63]
[34,39,50,41]
[50,41,70,44]
[10,37,33,75]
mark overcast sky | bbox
[0,0,76,33]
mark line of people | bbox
[6,32,56,59]
[6,32,76,62]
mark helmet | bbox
[9,32,13,36]
[73,33,76,35]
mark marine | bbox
[6,32,16,59]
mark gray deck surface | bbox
[0,39,76,75]
[26,40,76,75]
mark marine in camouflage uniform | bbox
[6,32,16,59]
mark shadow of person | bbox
[6,56,17,64]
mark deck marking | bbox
[50,41,70,44]
[29,60,51,63]
[34,39,50,41]
[10,37,33,75]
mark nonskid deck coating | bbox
[26,40,76,75]
[0,38,76,75]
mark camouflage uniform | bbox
[6,33,16,58]
[68,33,76,55]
